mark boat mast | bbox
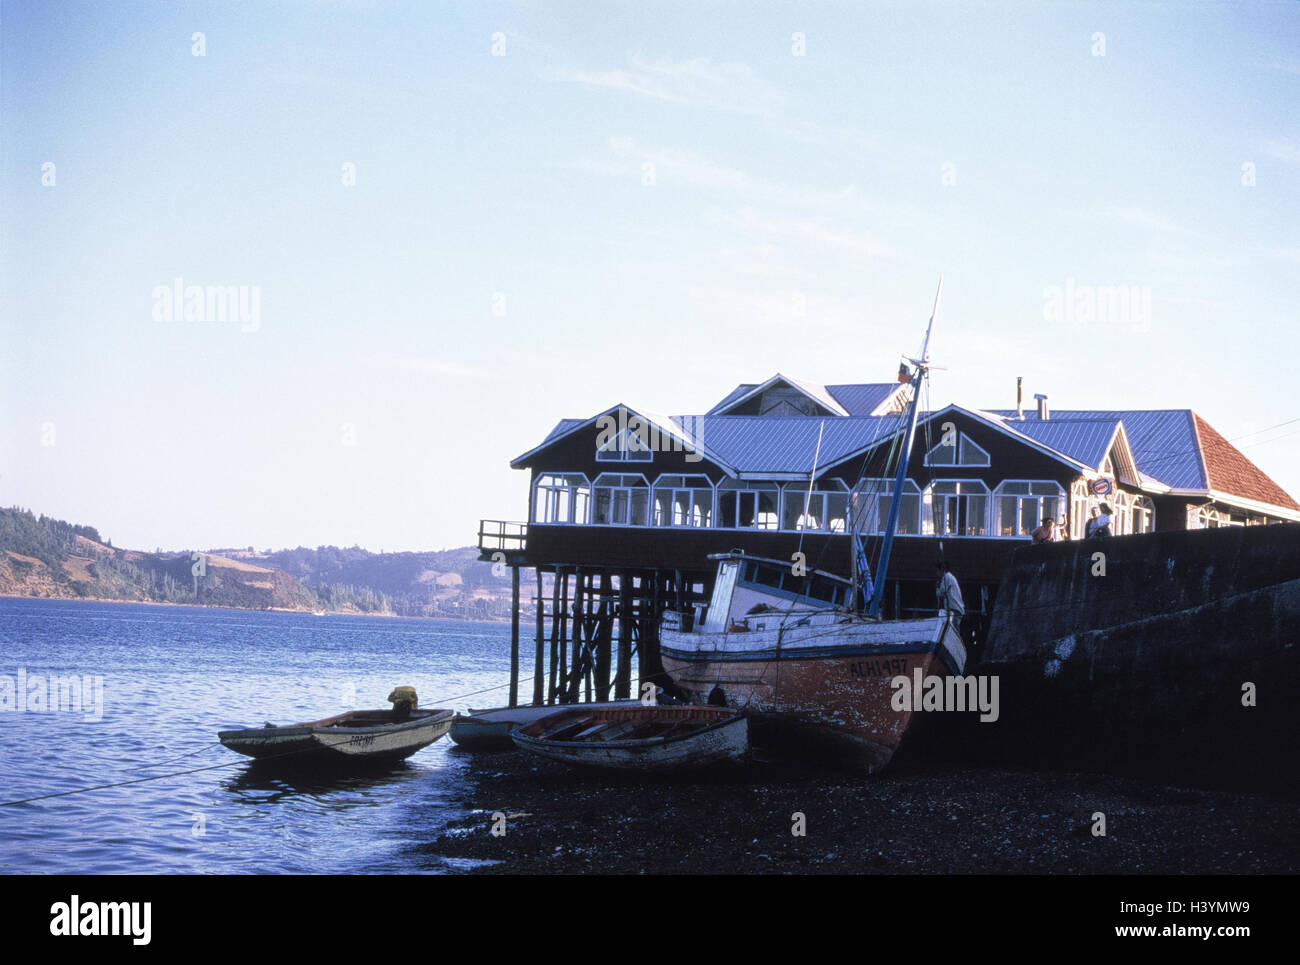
[866,278,942,618]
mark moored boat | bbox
[660,281,968,772]
[450,699,644,750]
[219,691,454,766]
[510,705,748,771]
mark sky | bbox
[2,0,1298,552]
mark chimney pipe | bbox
[1035,393,1049,420]
[1016,377,1023,420]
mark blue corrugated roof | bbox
[682,415,900,474]
[707,376,903,417]
[1001,419,1120,470]
[826,383,907,416]
[988,410,1205,490]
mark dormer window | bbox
[925,433,991,467]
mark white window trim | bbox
[924,432,992,468]
[993,479,1066,539]
[532,473,592,525]
[650,475,716,528]
[926,479,992,537]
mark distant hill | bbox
[217,545,523,620]
[0,507,518,619]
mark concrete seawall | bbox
[921,524,1300,792]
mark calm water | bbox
[0,598,518,873]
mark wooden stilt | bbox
[616,571,631,699]
[509,565,520,708]
[533,568,545,706]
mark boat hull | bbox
[218,708,454,766]
[511,706,749,772]
[450,700,644,750]
[660,611,965,772]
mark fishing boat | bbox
[450,699,643,751]
[659,282,967,772]
[218,688,454,766]
[510,705,749,771]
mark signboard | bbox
[1089,477,1113,496]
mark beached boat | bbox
[510,705,748,771]
[450,699,644,751]
[218,707,454,765]
[660,282,968,772]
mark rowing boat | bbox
[449,700,644,751]
[510,705,748,772]
[218,708,454,766]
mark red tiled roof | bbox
[1193,414,1300,512]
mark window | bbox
[592,473,649,525]
[1189,505,1238,529]
[533,474,590,524]
[718,481,780,530]
[651,475,714,527]
[925,433,991,467]
[851,478,922,535]
[995,481,1063,537]
[1130,495,1154,534]
[929,480,991,536]
[596,426,653,462]
[781,480,848,532]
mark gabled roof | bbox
[988,409,1205,490]
[708,374,909,418]
[514,383,1298,517]
[708,373,849,417]
[511,405,733,471]
[825,382,912,416]
[1194,414,1300,512]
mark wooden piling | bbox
[533,568,545,706]
[509,565,520,708]
[616,571,632,699]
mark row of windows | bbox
[532,473,1141,537]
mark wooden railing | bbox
[478,519,528,553]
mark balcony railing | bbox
[478,519,528,554]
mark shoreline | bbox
[0,592,511,623]
[417,746,1300,875]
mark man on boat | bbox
[935,561,965,620]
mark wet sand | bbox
[416,747,1300,875]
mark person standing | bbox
[935,561,965,619]
[1031,517,1057,543]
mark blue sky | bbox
[3,0,1298,552]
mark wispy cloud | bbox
[1068,204,1187,234]
[575,136,860,208]
[552,55,790,119]
[373,354,482,378]
[1263,139,1300,165]
[721,207,897,259]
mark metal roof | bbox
[988,409,1206,490]
[681,415,899,474]
[826,383,909,416]
[993,418,1121,471]
[707,374,903,417]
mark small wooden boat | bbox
[450,700,643,751]
[510,705,748,772]
[218,708,454,766]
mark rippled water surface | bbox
[0,598,516,873]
